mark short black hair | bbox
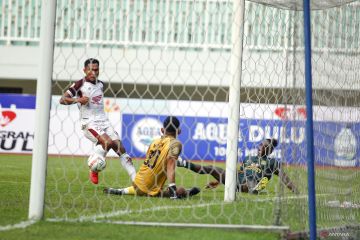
[265,138,278,148]
[163,116,180,133]
[84,58,100,67]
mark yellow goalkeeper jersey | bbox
[134,135,182,196]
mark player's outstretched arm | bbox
[278,171,299,194]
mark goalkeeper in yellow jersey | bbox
[177,138,299,194]
[104,116,200,199]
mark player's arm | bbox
[166,155,177,199]
[59,91,78,105]
[276,169,299,194]
[167,156,177,184]
[167,140,182,199]
[60,91,89,105]
[59,80,89,105]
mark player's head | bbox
[83,58,100,82]
[162,116,181,136]
[258,138,278,157]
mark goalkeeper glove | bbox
[168,183,178,199]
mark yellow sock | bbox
[123,186,136,195]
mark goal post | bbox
[28,0,57,220]
[303,0,317,239]
[225,0,245,203]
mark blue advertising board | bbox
[0,94,36,109]
[122,114,360,167]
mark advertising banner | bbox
[0,94,35,153]
[1,94,359,166]
[121,114,360,166]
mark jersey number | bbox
[144,149,161,169]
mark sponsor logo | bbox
[104,99,120,112]
[274,107,306,120]
[131,118,162,154]
[192,122,305,144]
[91,95,102,105]
[0,131,33,152]
[334,127,357,167]
[0,110,17,127]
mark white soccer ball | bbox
[87,154,106,172]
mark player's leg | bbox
[103,186,136,195]
[83,124,108,184]
[104,125,136,181]
[250,177,269,194]
[96,132,114,152]
[178,158,226,184]
[111,139,136,181]
[236,172,249,193]
[83,121,113,152]
[87,144,107,184]
[201,165,225,184]
[84,121,134,184]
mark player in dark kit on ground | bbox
[177,138,299,194]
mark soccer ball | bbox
[87,154,106,172]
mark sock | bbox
[87,145,107,170]
[188,162,198,171]
[177,156,190,169]
[177,159,198,172]
[176,157,198,174]
[95,144,107,157]
[123,186,136,195]
[119,153,136,181]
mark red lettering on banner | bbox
[296,108,307,119]
[274,107,306,120]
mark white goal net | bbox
[16,0,359,237]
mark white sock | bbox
[95,144,107,157]
[119,153,136,181]
[87,145,107,169]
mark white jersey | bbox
[66,78,108,125]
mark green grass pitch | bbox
[0,154,359,240]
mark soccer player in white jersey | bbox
[59,58,136,184]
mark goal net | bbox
[28,0,360,236]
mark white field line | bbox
[0,180,30,185]
[94,220,290,232]
[252,193,331,202]
[0,220,37,232]
[48,193,331,223]
[47,201,224,222]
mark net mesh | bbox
[8,0,355,235]
[250,0,358,10]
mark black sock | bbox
[188,162,198,172]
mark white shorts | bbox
[82,120,120,144]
